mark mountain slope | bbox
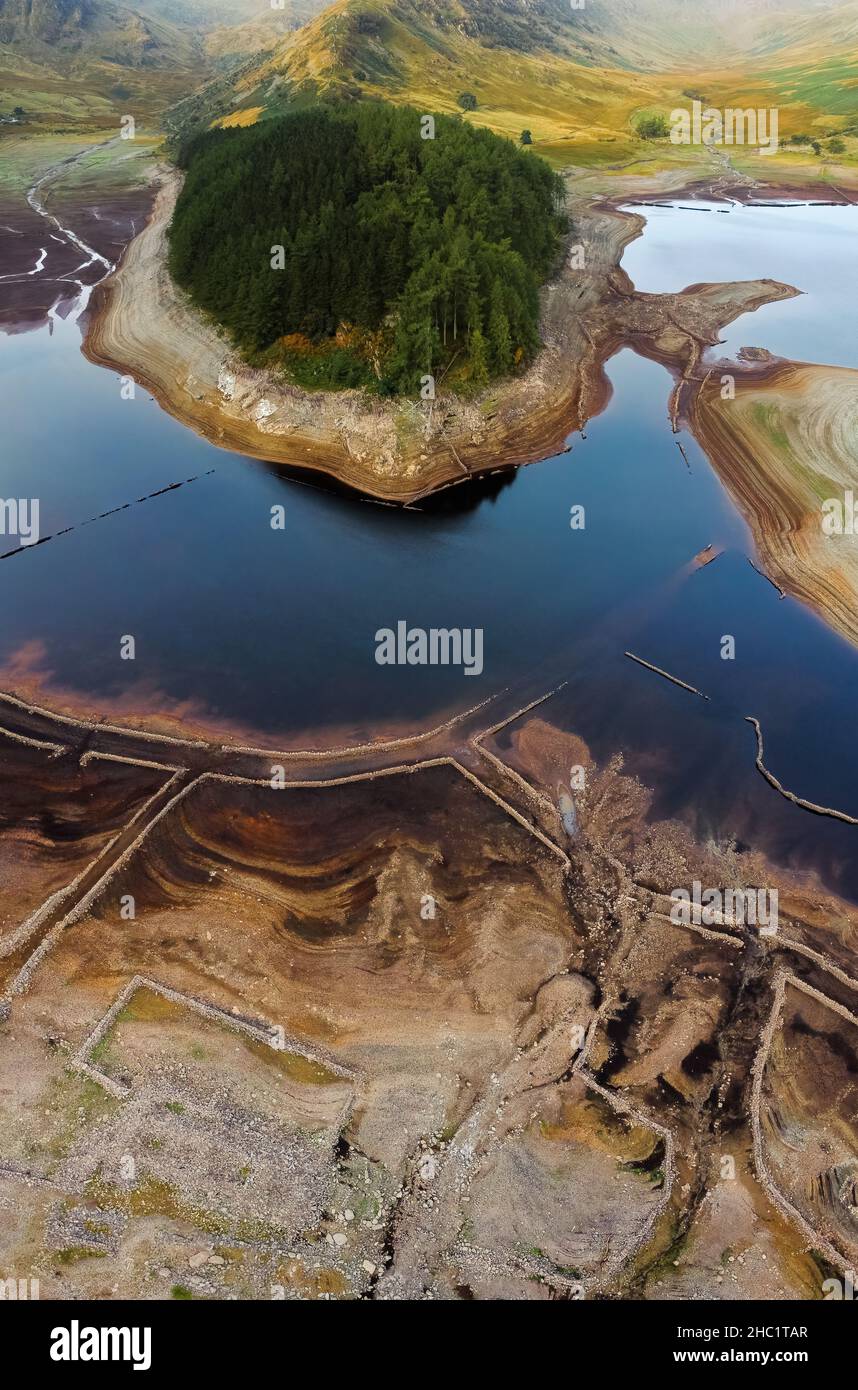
[166,0,692,151]
[0,0,208,124]
[133,0,330,66]
[170,0,858,155]
[0,0,329,127]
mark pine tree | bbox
[168,102,565,394]
[488,279,512,374]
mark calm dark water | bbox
[1,202,857,896]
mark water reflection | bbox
[2,205,858,899]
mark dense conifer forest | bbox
[168,103,566,394]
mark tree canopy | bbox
[635,113,670,139]
[168,102,566,395]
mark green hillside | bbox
[0,0,329,128]
[168,0,858,166]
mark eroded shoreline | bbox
[685,356,858,649]
[81,163,796,504]
[80,156,858,651]
[5,135,858,1306]
[82,165,596,503]
[6,146,856,744]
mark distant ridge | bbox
[167,0,858,154]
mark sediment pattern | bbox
[690,361,858,649]
[1,687,857,1300]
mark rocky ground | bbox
[0,688,856,1301]
[2,137,858,1303]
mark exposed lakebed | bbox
[2,181,858,897]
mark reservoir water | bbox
[2,194,857,897]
